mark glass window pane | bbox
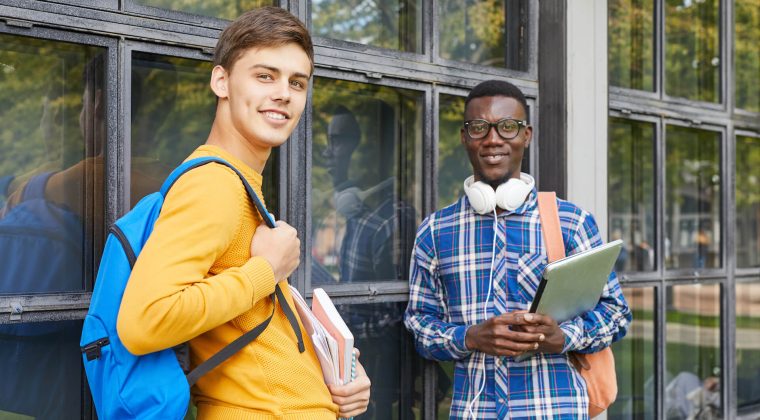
[665,126,721,270]
[0,34,106,293]
[0,320,84,418]
[608,118,657,272]
[665,283,721,418]
[338,301,422,419]
[665,0,720,102]
[735,0,760,112]
[608,0,655,91]
[438,0,528,70]
[435,361,455,419]
[736,135,760,268]
[130,52,279,209]
[312,0,422,53]
[132,0,275,21]
[437,94,470,209]
[736,280,760,412]
[609,287,656,419]
[311,78,422,285]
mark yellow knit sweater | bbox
[117,145,337,419]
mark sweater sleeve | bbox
[117,164,276,355]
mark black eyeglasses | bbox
[463,118,529,140]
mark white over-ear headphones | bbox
[463,173,535,214]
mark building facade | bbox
[0,0,757,419]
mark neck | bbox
[205,105,270,174]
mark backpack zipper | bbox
[110,225,137,268]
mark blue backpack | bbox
[80,156,304,420]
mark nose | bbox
[272,79,291,103]
[481,125,507,146]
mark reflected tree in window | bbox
[736,135,760,268]
[665,0,720,102]
[665,126,721,270]
[437,94,471,209]
[608,118,656,272]
[134,0,275,21]
[608,0,655,91]
[438,0,527,70]
[735,0,760,112]
[312,0,421,52]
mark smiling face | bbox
[211,43,311,152]
[461,95,532,188]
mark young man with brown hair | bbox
[117,7,370,419]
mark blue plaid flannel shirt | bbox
[404,190,631,419]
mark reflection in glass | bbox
[665,126,720,270]
[130,53,213,204]
[438,0,528,70]
[312,0,422,53]
[311,78,421,285]
[736,281,760,412]
[665,284,721,419]
[437,94,470,209]
[608,118,656,272]
[608,0,655,91]
[665,0,720,102]
[133,0,274,21]
[0,34,106,293]
[735,0,760,112]
[736,136,760,268]
[338,301,422,419]
[608,287,655,420]
[0,320,83,418]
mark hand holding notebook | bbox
[289,286,355,385]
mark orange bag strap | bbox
[537,192,565,262]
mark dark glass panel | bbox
[0,320,84,418]
[608,0,655,91]
[665,283,722,418]
[133,0,275,21]
[311,78,422,285]
[664,126,721,270]
[0,34,107,293]
[665,0,720,102]
[608,117,657,272]
[312,0,422,53]
[438,0,528,70]
[608,287,656,419]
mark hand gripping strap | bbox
[160,157,304,384]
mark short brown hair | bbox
[213,6,314,73]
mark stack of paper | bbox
[289,286,354,385]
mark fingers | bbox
[328,371,371,418]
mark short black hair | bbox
[464,79,529,121]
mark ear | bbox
[523,125,533,148]
[460,127,467,146]
[210,65,229,99]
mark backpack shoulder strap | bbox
[160,156,276,228]
[160,156,305,384]
[537,191,566,263]
[21,172,54,202]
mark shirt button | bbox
[498,398,505,404]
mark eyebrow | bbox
[249,64,310,80]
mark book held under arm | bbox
[289,286,355,385]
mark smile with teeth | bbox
[482,153,506,163]
[263,111,287,120]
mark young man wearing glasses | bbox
[404,80,630,419]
